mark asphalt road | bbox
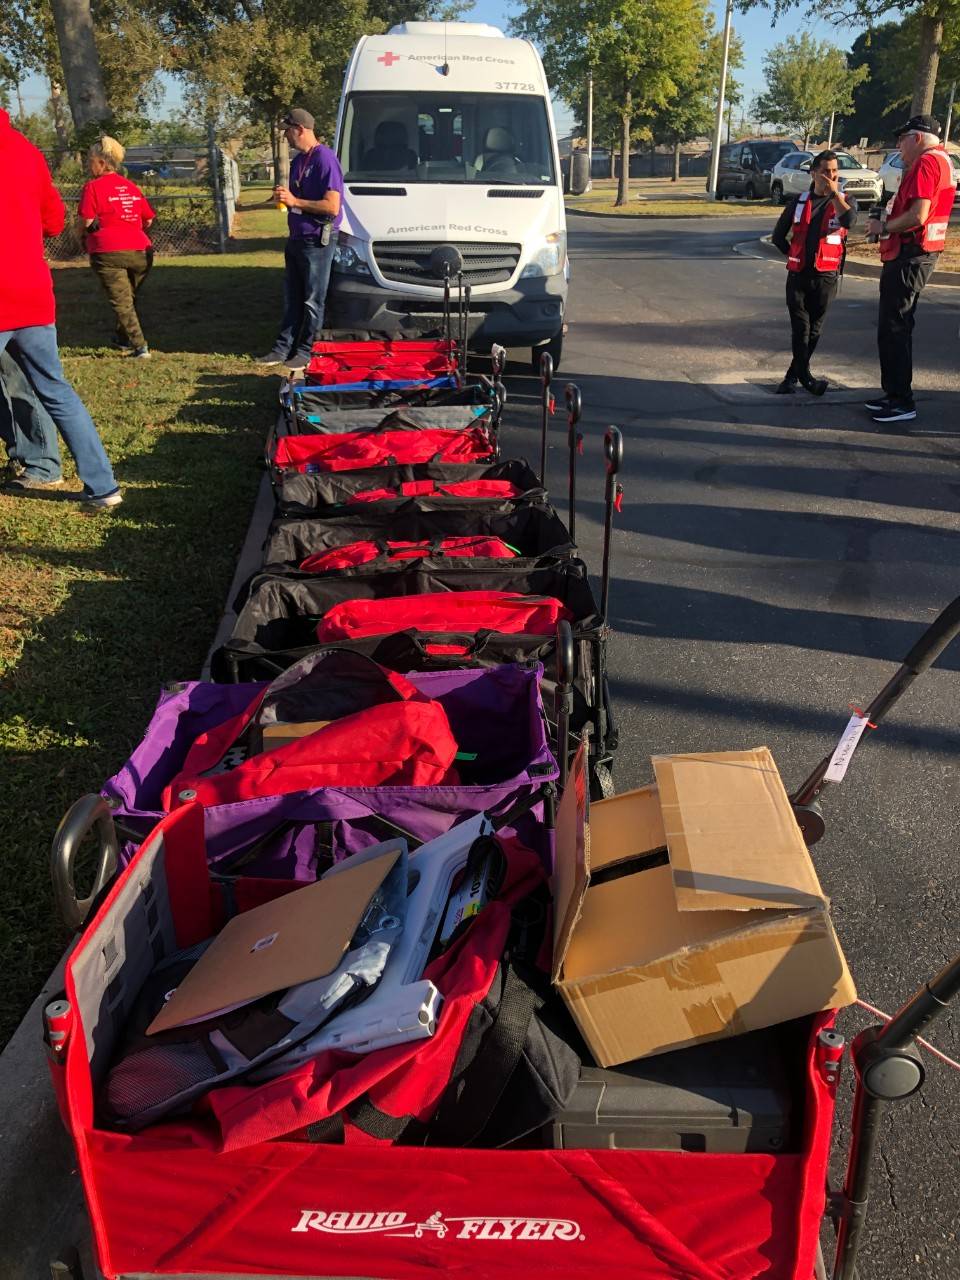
[498,211,960,1278]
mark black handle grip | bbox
[564,382,581,426]
[50,794,120,932]
[539,350,553,387]
[605,426,623,474]
[901,595,960,673]
[555,619,575,685]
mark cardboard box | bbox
[552,747,856,1066]
[259,719,334,750]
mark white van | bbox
[330,21,569,370]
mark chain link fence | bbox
[45,150,241,261]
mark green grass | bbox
[565,194,776,217]
[0,209,286,1045]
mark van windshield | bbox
[340,92,556,185]
[754,142,797,168]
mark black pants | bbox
[878,249,938,403]
[785,270,837,381]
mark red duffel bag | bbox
[300,536,518,572]
[162,651,459,808]
[274,428,493,473]
[316,590,573,642]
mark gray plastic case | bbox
[550,1028,794,1154]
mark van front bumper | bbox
[328,273,567,349]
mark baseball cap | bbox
[894,113,941,137]
[281,108,315,130]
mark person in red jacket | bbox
[770,150,857,396]
[78,135,156,357]
[864,114,955,424]
[0,109,121,507]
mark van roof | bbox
[388,22,506,37]
[347,29,548,95]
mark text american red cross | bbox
[378,51,400,66]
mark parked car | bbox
[769,150,883,206]
[878,149,960,204]
[711,139,799,200]
[123,161,171,179]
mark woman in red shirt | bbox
[78,136,156,358]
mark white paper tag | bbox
[824,713,870,783]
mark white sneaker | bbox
[81,488,123,510]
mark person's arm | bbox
[771,200,795,255]
[40,159,66,237]
[884,197,931,235]
[836,200,857,230]
[274,187,341,219]
[77,181,97,235]
[870,152,939,237]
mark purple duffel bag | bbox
[101,663,557,877]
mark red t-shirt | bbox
[78,172,156,253]
[0,108,65,330]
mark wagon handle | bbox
[791,594,960,844]
[831,950,960,1280]
[555,620,576,789]
[490,343,507,379]
[50,794,119,932]
[492,380,507,457]
[600,426,623,622]
[564,383,582,544]
[539,351,553,488]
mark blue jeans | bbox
[276,234,338,356]
[0,348,62,480]
[0,325,117,496]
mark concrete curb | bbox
[0,446,279,1279]
[738,235,960,288]
[567,204,763,221]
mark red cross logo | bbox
[378,51,400,66]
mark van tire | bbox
[532,332,562,374]
[715,189,725,201]
[744,182,757,201]
[771,182,784,204]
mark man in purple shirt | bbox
[258,108,344,370]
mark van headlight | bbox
[332,235,372,276]
[520,231,567,278]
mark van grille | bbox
[372,240,522,287]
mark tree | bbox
[48,0,110,136]
[512,0,707,205]
[754,32,868,146]
[648,20,745,180]
[737,0,960,121]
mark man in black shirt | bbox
[771,151,857,395]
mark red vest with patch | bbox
[880,147,954,261]
[787,191,846,274]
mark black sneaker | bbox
[871,402,916,423]
[256,349,290,366]
[286,351,311,371]
[863,396,891,413]
[4,473,64,491]
[775,377,798,395]
[80,486,123,510]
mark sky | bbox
[16,1,866,134]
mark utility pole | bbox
[827,111,835,147]
[945,81,956,143]
[707,0,733,196]
[586,73,593,166]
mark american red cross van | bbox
[330,22,569,370]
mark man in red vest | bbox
[771,150,857,396]
[865,114,955,424]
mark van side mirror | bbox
[799,161,811,172]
